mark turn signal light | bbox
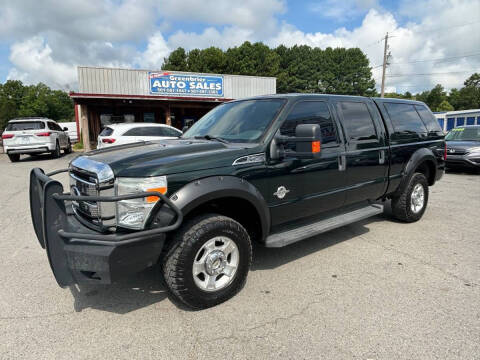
[146,187,167,203]
[102,138,116,144]
[36,132,51,137]
[1,133,14,139]
[311,141,321,153]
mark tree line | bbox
[163,41,376,96]
[0,80,74,130]
[383,73,480,112]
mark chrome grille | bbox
[69,156,116,230]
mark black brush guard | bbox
[29,167,183,287]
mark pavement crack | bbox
[354,231,479,288]
[208,300,323,344]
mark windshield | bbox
[6,121,45,131]
[445,127,480,141]
[183,99,285,143]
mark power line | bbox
[386,70,480,77]
[390,52,480,65]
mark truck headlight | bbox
[116,176,167,229]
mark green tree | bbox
[163,47,188,71]
[426,84,447,111]
[437,100,454,111]
[0,80,73,130]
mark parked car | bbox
[444,125,480,171]
[2,117,71,162]
[61,122,78,143]
[30,95,445,309]
[97,123,182,149]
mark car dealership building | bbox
[70,66,276,150]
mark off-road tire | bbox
[391,172,429,222]
[162,214,252,309]
[51,141,61,158]
[8,154,20,162]
[64,139,72,154]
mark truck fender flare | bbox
[396,147,437,195]
[153,176,271,241]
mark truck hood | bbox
[76,139,249,177]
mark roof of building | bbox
[433,109,480,116]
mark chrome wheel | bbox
[192,236,239,292]
[410,183,425,213]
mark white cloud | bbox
[138,32,171,69]
[7,37,77,89]
[309,0,381,22]
[158,0,285,35]
[168,27,255,51]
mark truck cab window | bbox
[338,101,377,141]
[384,103,428,134]
[280,101,338,146]
[415,105,443,133]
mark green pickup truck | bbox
[30,94,445,309]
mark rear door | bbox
[334,99,389,204]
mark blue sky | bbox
[0,0,479,93]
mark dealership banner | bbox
[149,72,224,97]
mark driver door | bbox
[266,100,348,227]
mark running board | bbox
[265,204,384,248]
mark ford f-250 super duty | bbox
[30,94,445,309]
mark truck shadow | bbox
[68,211,390,314]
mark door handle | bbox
[338,155,346,171]
[379,150,385,165]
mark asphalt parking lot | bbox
[0,153,479,359]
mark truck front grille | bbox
[69,167,115,230]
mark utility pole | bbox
[380,32,389,98]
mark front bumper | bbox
[29,168,182,287]
[445,154,480,168]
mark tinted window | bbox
[415,105,443,132]
[123,128,145,136]
[144,127,166,136]
[100,127,114,136]
[280,101,338,145]
[385,103,427,134]
[6,121,45,131]
[339,101,377,141]
[49,122,62,131]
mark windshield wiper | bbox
[194,135,229,144]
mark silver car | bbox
[2,118,72,162]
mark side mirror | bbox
[294,124,322,158]
[182,126,189,133]
[269,124,322,161]
[63,127,68,132]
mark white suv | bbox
[2,118,72,162]
[97,123,182,149]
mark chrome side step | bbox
[265,204,384,248]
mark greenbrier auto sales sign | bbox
[149,72,224,97]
